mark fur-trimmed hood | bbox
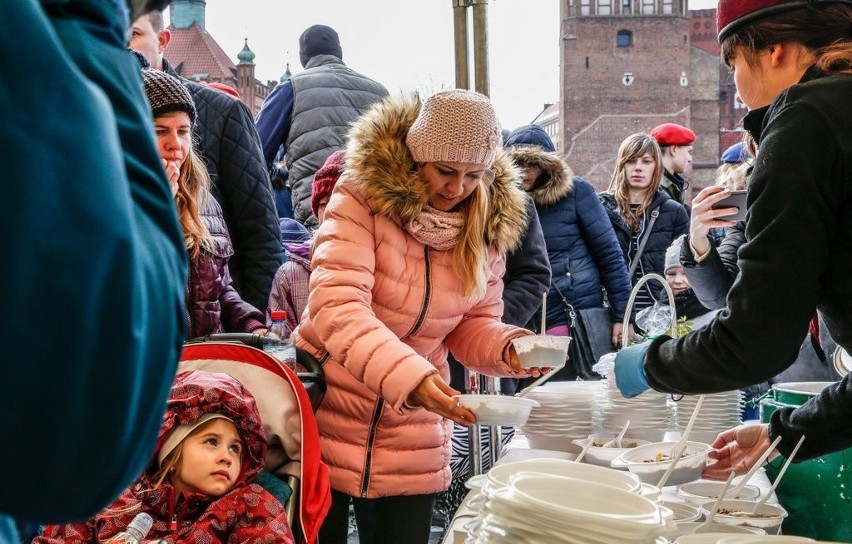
[343,94,528,253]
[508,145,575,207]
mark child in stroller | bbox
[36,370,296,543]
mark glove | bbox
[614,340,652,398]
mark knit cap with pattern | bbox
[405,89,501,168]
[141,68,197,125]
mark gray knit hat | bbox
[665,235,686,273]
[405,89,501,168]
[141,68,197,125]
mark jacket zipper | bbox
[359,246,432,497]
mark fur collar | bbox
[344,95,528,253]
[508,146,575,207]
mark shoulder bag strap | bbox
[627,207,660,278]
[551,282,577,328]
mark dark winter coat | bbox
[38,370,295,544]
[645,67,852,460]
[502,196,552,328]
[514,147,632,327]
[186,196,266,339]
[164,60,281,310]
[599,190,689,301]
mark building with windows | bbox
[555,1,739,192]
[164,0,279,115]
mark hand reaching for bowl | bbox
[703,423,780,480]
[406,373,476,425]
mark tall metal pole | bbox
[471,0,489,96]
[452,0,470,90]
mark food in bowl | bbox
[612,441,712,487]
[571,435,652,468]
[678,481,760,505]
[511,335,570,368]
[456,394,539,426]
[697,499,788,534]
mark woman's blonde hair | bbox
[452,174,492,299]
[721,4,852,71]
[173,146,214,259]
[606,133,663,232]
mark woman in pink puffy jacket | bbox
[291,89,547,544]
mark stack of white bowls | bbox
[593,360,673,440]
[520,380,601,452]
[467,472,671,543]
[675,392,743,443]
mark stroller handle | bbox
[185,333,325,389]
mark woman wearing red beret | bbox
[614,0,852,472]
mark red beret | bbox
[650,123,696,147]
[717,0,852,42]
[311,150,345,218]
[206,82,241,100]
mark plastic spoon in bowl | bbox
[727,434,782,499]
[693,470,736,533]
[657,394,705,488]
[574,436,595,463]
[603,419,631,448]
[748,434,805,514]
[514,360,566,398]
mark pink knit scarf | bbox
[404,205,465,251]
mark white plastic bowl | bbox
[572,434,652,467]
[661,500,702,523]
[457,394,539,426]
[698,499,788,535]
[511,335,570,368]
[678,480,761,505]
[485,457,642,495]
[612,441,712,487]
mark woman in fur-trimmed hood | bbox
[506,125,633,357]
[290,90,543,544]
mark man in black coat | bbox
[130,10,280,310]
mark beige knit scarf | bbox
[404,204,465,251]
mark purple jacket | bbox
[186,196,265,338]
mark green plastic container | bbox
[759,382,852,542]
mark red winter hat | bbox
[311,150,345,218]
[650,123,696,147]
[717,0,852,42]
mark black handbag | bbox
[551,284,613,380]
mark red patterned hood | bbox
[154,370,267,485]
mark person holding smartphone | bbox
[613,0,852,471]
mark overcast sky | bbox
[170,0,718,129]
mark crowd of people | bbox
[5,0,852,543]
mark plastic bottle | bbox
[264,310,297,370]
[102,513,153,543]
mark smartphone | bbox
[710,190,747,221]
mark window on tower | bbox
[616,29,633,47]
[642,0,655,14]
[597,0,612,15]
[663,0,673,14]
[581,0,591,16]
[622,0,632,14]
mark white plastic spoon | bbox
[657,394,704,488]
[603,419,631,448]
[748,434,805,514]
[726,434,782,499]
[574,436,595,463]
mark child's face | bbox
[171,419,243,497]
[665,266,690,294]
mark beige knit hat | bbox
[405,89,501,168]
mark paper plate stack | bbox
[520,380,601,452]
[593,360,673,441]
[466,472,671,543]
[674,391,743,444]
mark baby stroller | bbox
[180,334,331,544]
